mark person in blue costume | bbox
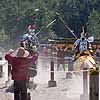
[73,26,94,61]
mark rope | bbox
[29,64,99,74]
[39,55,73,60]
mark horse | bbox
[73,55,96,74]
[73,55,96,100]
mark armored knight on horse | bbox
[73,26,96,71]
[20,24,39,89]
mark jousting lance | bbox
[34,19,56,36]
[56,12,78,39]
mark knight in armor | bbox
[21,24,39,53]
[73,26,96,71]
[73,26,94,60]
[21,24,39,89]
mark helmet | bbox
[27,24,36,29]
[27,24,36,33]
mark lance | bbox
[56,12,78,39]
[34,19,56,36]
[28,19,56,48]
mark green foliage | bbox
[0,0,100,44]
[0,29,8,41]
[88,9,100,38]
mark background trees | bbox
[0,0,100,48]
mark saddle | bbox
[76,50,93,59]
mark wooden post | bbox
[0,60,8,88]
[48,45,57,87]
[0,56,2,77]
[50,61,54,80]
[80,68,89,100]
[89,68,99,100]
[48,61,57,87]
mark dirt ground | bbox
[0,57,91,100]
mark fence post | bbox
[89,68,99,100]
[80,68,89,100]
[48,46,57,87]
[0,60,8,88]
[48,61,57,87]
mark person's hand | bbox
[8,49,14,54]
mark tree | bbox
[88,9,100,38]
[0,0,100,46]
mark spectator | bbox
[6,49,14,86]
[94,48,100,64]
[95,48,100,57]
[55,46,67,71]
[5,47,38,100]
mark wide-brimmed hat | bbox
[16,47,29,57]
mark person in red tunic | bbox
[5,47,38,100]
